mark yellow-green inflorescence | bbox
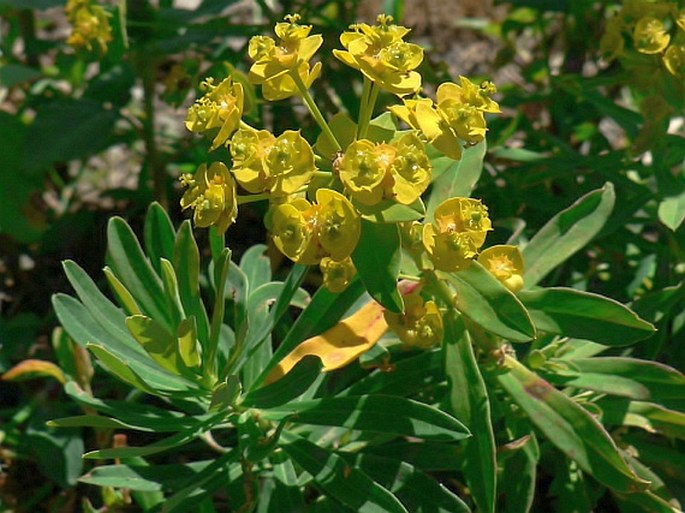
[65,0,112,53]
[181,14,507,295]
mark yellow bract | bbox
[180,162,238,234]
[248,15,323,101]
[478,245,525,292]
[423,198,492,272]
[385,291,443,349]
[338,133,431,205]
[664,44,685,76]
[65,0,112,53]
[186,77,244,150]
[230,129,315,197]
[270,189,360,265]
[333,14,423,96]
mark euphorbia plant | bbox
[48,13,685,513]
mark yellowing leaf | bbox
[265,299,389,384]
[2,359,66,384]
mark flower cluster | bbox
[65,0,112,53]
[384,291,444,349]
[333,14,424,96]
[181,14,512,311]
[390,77,500,160]
[248,14,323,100]
[186,77,244,151]
[601,1,685,77]
[338,133,431,205]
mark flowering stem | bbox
[357,76,372,139]
[358,80,379,140]
[290,70,342,153]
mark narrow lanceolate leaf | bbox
[449,262,535,343]
[106,217,172,328]
[352,220,404,314]
[173,221,210,345]
[427,140,486,220]
[144,202,176,275]
[280,431,408,513]
[658,190,685,231]
[518,288,655,346]
[522,183,615,288]
[346,453,471,513]
[262,395,470,442]
[443,312,496,513]
[48,415,154,432]
[599,397,685,439]
[83,412,227,459]
[264,297,388,384]
[497,357,649,494]
[545,357,685,402]
[87,343,157,395]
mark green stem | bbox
[358,82,380,140]
[290,70,341,152]
[356,76,372,139]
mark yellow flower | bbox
[663,44,685,76]
[633,16,670,54]
[677,8,685,31]
[230,128,276,193]
[248,14,323,101]
[333,14,423,96]
[230,129,315,197]
[338,133,431,205]
[389,99,463,160]
[385,291,443,349]
[180,162,238,234]
[320,256,356,293]
[478,245,524,292]
[65,0,112,53]
[270,189,360,264]
[264,131,316,196]
[339,139,391,205]
[437,77,501,114]
[423,197,492,272]
[186,76,244,150]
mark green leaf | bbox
[239,244,271,294]
[125,315,185,375]
[552,357,685,401]
[361,440,462,472]
[354,198,426,223]
[83,412,227,459]
[280,431,408,513]
[207,248,231,378]
[443,312,496,513]
[518,288,655,346]
[173,221,210,345]
[347,453,471,513]
[87,343,157,394]
[26,425,83,488]
[0,63,41,87]
[448,262,535,342]
[62,381,206,432]
[599,398,685,439]
[522,183,615,288]
[315,112,357,159]
[658,190,685,231]
[497,357,649,494]
[79,460,216,492]
[263,395,470,442]
[427,141,486,220]
[106,217,172,328]
[103,267,142,315]
[178,317,201,368]
[243,358,322,408]
[352,220,403,313]
[498,431,538,513]
[48,415,155,432]
[144,202,176,275]
[62,260,138,352]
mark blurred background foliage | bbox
[1,0,684,511]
